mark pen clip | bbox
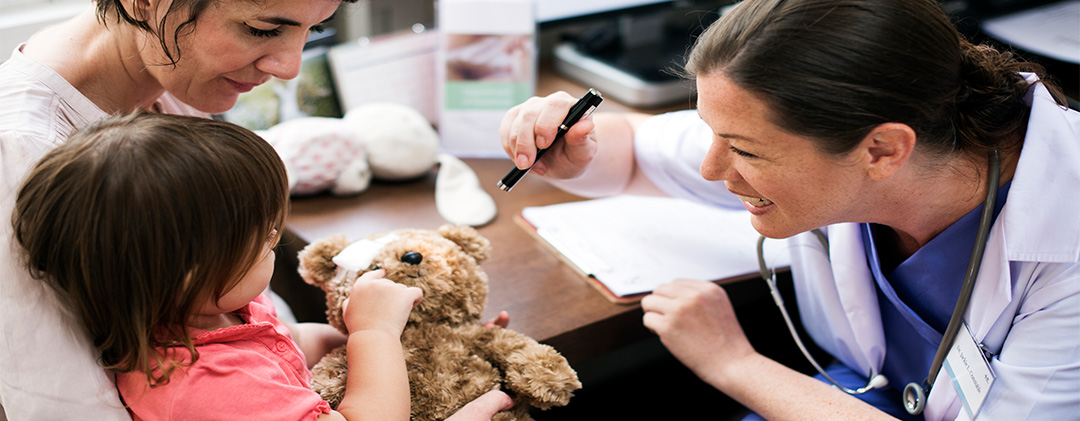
[581,104,598,120]
[561,89,603,126]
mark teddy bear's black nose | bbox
[400,251,423,265]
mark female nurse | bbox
[0,0,510,419]
[499,0,1079,419]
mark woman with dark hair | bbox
[0,0,510,419]
[500,0,1078,419]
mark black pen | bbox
[498,89,604,192]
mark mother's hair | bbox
[95,0,360,66]
[685,0,1063,158]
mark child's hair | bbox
[12,111,289,386]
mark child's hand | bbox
[343,269,423,337]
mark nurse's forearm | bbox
[707,353,896,421]
[544,112,664,198]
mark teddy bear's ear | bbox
[297,234,351,289]
[437,224,491,263]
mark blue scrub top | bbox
[861,180,1011,409]
[743,181,1012,421]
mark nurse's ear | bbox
[859,122,917,181]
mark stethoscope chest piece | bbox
[903,382,927,415]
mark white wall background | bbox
[0,1,86,57]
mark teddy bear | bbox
[297,224,581,420]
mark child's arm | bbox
[286,322,348,368]
[318,270,421,421]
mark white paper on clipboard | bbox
[521,195,791,297]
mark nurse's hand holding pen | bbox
[498,91,599,179]
[498,91,654,198]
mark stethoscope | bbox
[755,150,1000,415]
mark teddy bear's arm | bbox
[475,327,582,411]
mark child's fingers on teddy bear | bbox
[351,276,422,301]
[344,273,424,335]
[353,268,387,283]
[350,269,423,300]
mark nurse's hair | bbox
[685,0,1064,158]
[94,0,361,66]
[12,111,289,387]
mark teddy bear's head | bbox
[298,224,491,333]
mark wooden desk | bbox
[283,68,698,365]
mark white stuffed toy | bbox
[260,103,496,227]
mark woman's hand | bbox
[483,310,510,329]
[343,269,423,337]
[640,279,756,387]
[499,91,599,179]
[444,390,514,420]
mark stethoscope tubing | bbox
[907,149,1000,414]
[757,234,887,395]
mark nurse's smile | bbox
[735,193,774,214]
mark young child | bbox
[11,111,423,420]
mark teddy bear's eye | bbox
[400,251,423,265]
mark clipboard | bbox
[515,214,645,304]
[515,195,792,304]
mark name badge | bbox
[944,323,996,418]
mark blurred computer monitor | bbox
[538,1,677,26]
[544,0,728,108]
